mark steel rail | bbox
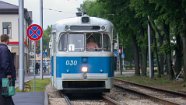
[114,78,186,97]
[64,94,72,105]
[114,84,181,105]
[102,95,128,105]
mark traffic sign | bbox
[27,24,43,41]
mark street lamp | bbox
[44,8,62,13]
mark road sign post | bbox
[27,24,43,91]
[27,24,43,41]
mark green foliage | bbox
[82,0,106,17]
[36,26,51,54]
[16,78,50,92]
[82,0,186,79]
[43,26,52,51]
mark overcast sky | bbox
[2,0,84,29]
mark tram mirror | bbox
[49,34,52,38]
[68,44,75,51]
[49,42,52,49]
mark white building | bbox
[0,1,32,74]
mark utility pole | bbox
[148,17,153,79]
[18,0,24,91]
[33,41,36,91]
[40,0,43,79]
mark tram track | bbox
[63,94,73,105]
[68,93,121,105]
[102,94,127,105]
[114,78,186,105]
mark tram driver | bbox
[86,36,98,51]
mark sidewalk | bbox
[13,74,50,105]
[13,92,44,105]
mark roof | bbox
[0,1,18,9]
[0,0,32,24]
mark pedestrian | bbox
[0,34,16,105]
[35,62,40,74]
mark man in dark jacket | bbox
[0,34,16,105]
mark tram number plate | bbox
[65,60,77,66]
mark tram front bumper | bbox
[61,73,108,80]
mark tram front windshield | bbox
[58,33,111,52]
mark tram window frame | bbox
[58,33,68,51]
[53,32,56,53]
[58,33,85,52]
[85,33,111,52]
[103,34,111,51]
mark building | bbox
[0,1,32,75]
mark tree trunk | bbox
[141,49,147,76]
[175,34,183,76]
[151,27,155,78]
[140,25,147,76]
[164,23,175,80]
[159,35,165,75]
[151,51,155,78]
[181,35,186,81]
[131,35,140,76]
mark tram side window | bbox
[58,34,68,51]
[103,34,111,51]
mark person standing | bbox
[35,62,40,74]
[0,34,16,105]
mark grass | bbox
[116,75,186,92]
[16,78,50,92]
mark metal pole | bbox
[33,41,36,91]
[148,19,152,79]
[18,0,24,91]
[40,0,43,79]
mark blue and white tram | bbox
[49,15,115,93]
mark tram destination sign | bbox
[27,24,43,41]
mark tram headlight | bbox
[101,26,106,30]
[65,25,70,31]
[81,66,88,72]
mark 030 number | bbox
[65,60,77,66]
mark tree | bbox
[36,25,51,55]
[82,0,186,80]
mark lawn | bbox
[116,75,186,92]
[16,78,51,92]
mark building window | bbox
[2,22,12,38]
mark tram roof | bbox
[52,16,113,36]
[55,16,113,26]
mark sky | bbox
[2,0,84,29]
